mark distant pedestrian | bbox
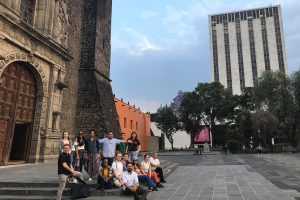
[98,131,124,166]
[116,133,127,154]
[257,144,263,154]
[74,130,86,172]
[56,144,82,200]
[127,132,141,161]
[85,130,101,181]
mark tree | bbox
[291,70,300,148]
[253,70,295,146]
[155,105,180,150]
[194,82,235,145]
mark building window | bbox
[273,6,285,72]
[260,17,271,70]
[248,19,258,82]
[136,122,138,131]
[236,17,246,93]
[130,120,133,129]
[20,0,36,25]
[212,29,219,82]
[223,21,232,92]
[124,118,127,128]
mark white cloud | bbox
[141,10,158,19]
[122,27,161,56]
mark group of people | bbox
[56,130,166,200]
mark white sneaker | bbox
[88,178,92,182]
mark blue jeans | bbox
[129,151,138,161]
[138,175,156,188]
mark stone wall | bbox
[75,0,120,136]
[59,0,83,138]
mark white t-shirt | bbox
[149,157,160,170]
[122,171,139,188]
[140,161,151,173]
[112,161,124,173]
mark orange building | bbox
[114,97,151,151]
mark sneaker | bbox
[152,187,158,191]
[157,183,164,188]
[161,180,167,183]
[88,178,92,182]
[148,188,153,192]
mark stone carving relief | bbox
[53,0,68,47]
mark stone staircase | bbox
[0,160,178,200]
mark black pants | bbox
[97,176,114,189]
[123,187,148,200]
[103,157,114,166]
[155,167,165,182]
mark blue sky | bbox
[110,0,300,113]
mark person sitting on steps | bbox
[150,152,166,183]
[96,159,114,191]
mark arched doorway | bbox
[0,62,37,164]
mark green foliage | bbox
[155,105,180,149]
[226,140,241,154]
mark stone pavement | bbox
[147,165,300,200]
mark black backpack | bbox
[135,187,148,200]
[69,177,89,199]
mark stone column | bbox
[11,0,21,12]
[47,0,56,36]
[52,0,60,40]
[2,0,12,8]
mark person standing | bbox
[56,144,82,200]
[85,130,101,181]
[122,162,148,199]
[150,152,166,183]
[127,132,141,161]
[74,130,86,172]
[116,133,127,155]
[98,131,124,166]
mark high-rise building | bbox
[209,5,287,95]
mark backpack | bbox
[134,187,148,200]
[69,177,89,199]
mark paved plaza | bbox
[1,152,300,200]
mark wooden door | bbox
[0,62,37,164]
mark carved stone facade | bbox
[0,0,119,165]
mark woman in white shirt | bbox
[112,152,124,187]
[150,152,166,183]
[140,154,163,188]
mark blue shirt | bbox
[98,138,121,158]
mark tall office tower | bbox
[209,5,287,95]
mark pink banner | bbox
[194,127,210,143]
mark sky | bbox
[110,0,300,113]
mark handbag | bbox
[69,177,89,199]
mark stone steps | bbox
[0,160,178,199]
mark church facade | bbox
[0,0,120,165]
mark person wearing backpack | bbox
[122,162,148,200]
[85,130,101,182]
[56,144,82,200]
